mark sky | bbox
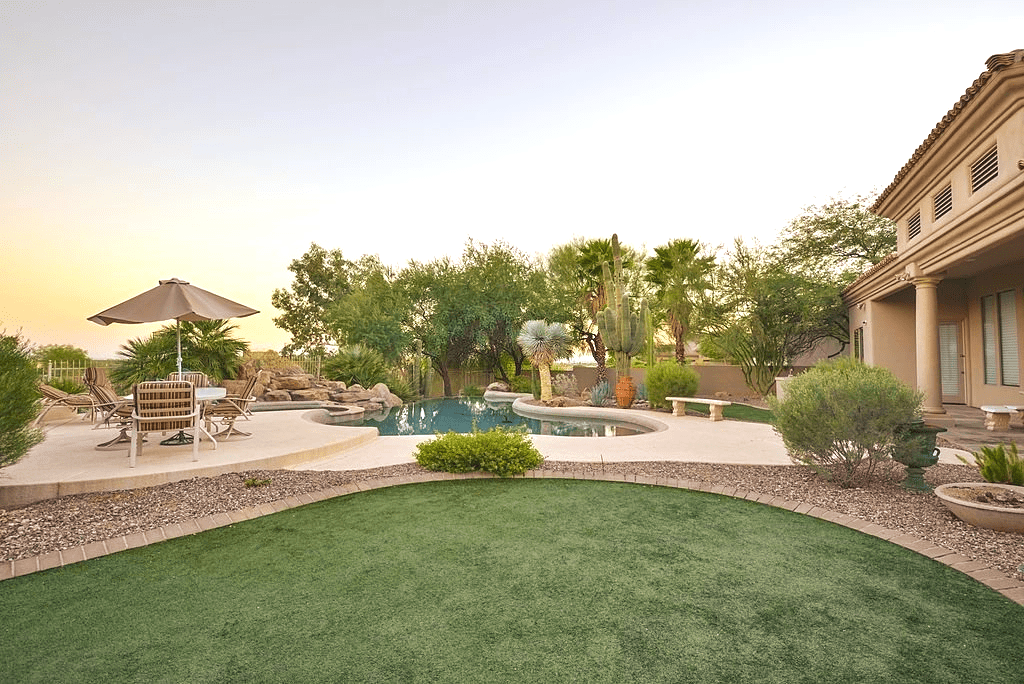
[2,0,1023,358]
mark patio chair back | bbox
[129,381,200,467]
[167,371,209,388]
[133,381,197,433]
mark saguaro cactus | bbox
[595,234,648,378]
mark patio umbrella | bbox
[88,278,259,376]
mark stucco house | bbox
[843,49,1024,414]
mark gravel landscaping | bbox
[2,460,1022,583]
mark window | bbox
[907,211,922,240]
[853,326,864,361]
[971,145,998,193]
[933,184,953,221]
[998,290,1019,386]
[981,290,1019,386]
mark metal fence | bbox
[39,360,117,383]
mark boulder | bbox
[263,390,292,402]
[274,375,312,391]
[487,381,510,392]
[290,388,331,402]
[385,392,403,408]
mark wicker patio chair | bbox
[34,384,98,426]
[84,367,134,448]
[129,381,206,467]
[204,375,259,440]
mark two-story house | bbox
[843,49,1024,414]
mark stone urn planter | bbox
[934,483,1024,533]
[892,420,947,492]
[615,375,637,408]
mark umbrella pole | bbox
[176,320,183,377]
[164,319,191,445]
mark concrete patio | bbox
[0,402,984,509]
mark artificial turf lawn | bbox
[2,479,1022,683]
[684,402,775,424]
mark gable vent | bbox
[907,211,922,240]
[971,145,998,192]
[933,184,953,221]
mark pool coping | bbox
[2,470,1021,607]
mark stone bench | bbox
[980,405,1018,431]
[665,397,732,422]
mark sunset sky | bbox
[3,1,1023,358]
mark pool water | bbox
[334,397,651,437]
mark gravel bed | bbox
[2,462,1022,582]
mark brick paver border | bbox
[2,471,1022,606]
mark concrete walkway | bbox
[2,403,972,508]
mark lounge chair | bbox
[84,367,134,448]
[204,375,258,439]
[129,381,210,467]
[34,384,97,426]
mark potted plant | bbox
[936,443,1024,533]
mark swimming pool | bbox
[327,397,654,437]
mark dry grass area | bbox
[2,461,1022,582]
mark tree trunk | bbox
[540,363,553,402]
[674,335,687,364]
[594,333,607,384]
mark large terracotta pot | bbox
[615,375,636,408]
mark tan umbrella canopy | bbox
[88,278,259,376]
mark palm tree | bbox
[517,320,573,402]
[644,239,716,364]
[111,320,249,390]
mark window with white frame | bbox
[981,290,1019,386]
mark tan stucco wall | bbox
[862,289,917,388]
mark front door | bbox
[939,321,965,404]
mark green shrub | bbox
[509,375,533,394]
[49,376,87,395]
[646,361,700,410]
[959,443,1024,486]
[323,344,414,401]
[414,427,543,477]
[769,358,922,488]
[0,333,44,467]
[324,344,390,387]
[462,385,484,397]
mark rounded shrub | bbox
[415,427,543,477]
[769,357,923,488]
[646,361,700,410]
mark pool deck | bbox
[5,405,1023,606]
[1,403,971,508]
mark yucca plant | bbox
[959,443,1024,486]
[516,320,573,402]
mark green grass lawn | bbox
[2,479,1022,683]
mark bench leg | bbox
[672,401,685,417]
[985,412,1012,431]
[708,405,724,422]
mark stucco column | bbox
[914,277,945,414]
